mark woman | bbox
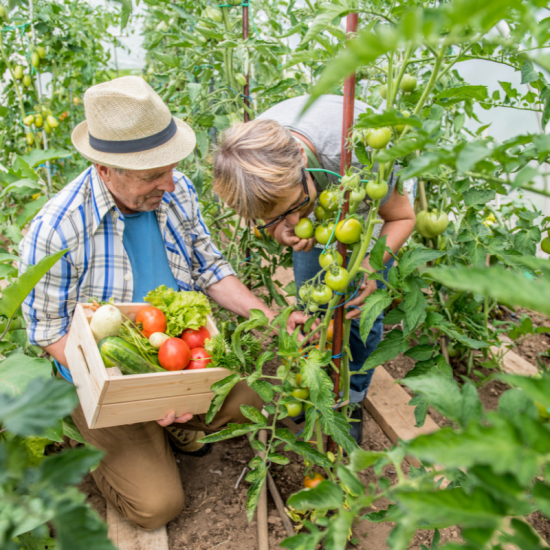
[213,95,415,443]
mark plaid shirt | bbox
[20,166,235,347]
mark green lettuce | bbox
[144,285,212,335]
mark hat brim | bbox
[71,117,197,170]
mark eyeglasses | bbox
[254,169,310,230]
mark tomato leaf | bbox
[246,463,267,522]
[368,234,387,272]
[350,449,387,472]
[359,329,409,373]
[231,309,269,365]
[360,290,392,343]
[288,480,343,511]
[324,509,355,550]
[199,423,257,444]
[398,246,446,279]
[268,453,290,465]
[276,428,333,468]
[249,379,276,402]
[205,373,241,424]
[240,405,268,426]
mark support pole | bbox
[332,13,359,408]
[257,429,269,550]
[242,2,251,287]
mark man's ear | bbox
[94,164,110,183]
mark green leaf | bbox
[436,85,488,103]
[403,282,426,334]
[356,110,422,130]
[249,379,275,402]
[19,149,71,168]
[359,290,392,343]
[368,235,387,272]
[0,354,52,397]
[359,329,408,373]
[328,410,358,457]
[205,373,241,424]
[39,446,103,487]
[0,252,20,263]
[399,246,446,279]
[456,142,491,173]
[301,349,335,426]
[276,428,333,468]
[62,417,87,445]
[268,453,290,465]
[426,265,550,318]
[151,51,179,67]
[337,464,365,496]
[300,1,351,45]
[532,481,550,517]
[0,249,68,320]
[513,166,539,188]
[463,188,496,207]
[232,309,269,365]
[324,509,355,550]
[199,423,257,444]
[246,464,267,522]
[521,60,539,85]
[287,480,343,511]
[350,449,386,472]
[53,503,116,550]
[240,405,268,426]
[305,27,398,112]
[407,416,540,485]
[498,373,550,410]
[0,378,78,436]
[393,487,505,529]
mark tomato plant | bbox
[314,222,335,245]
[318,249,343,268]
[335,218,362,244]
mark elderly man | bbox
[19,76,308,530]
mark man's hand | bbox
[345,278,377,320]
[287,310,320,341]
[271,221,316,253]
[156,411,194,427]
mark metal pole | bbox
[332,13,358,407]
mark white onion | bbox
[90,304,122,343]
[149,332,170,349]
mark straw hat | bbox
[72,76,196,170]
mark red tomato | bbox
[181,326,210,349]
[186,347,212,370]
[158,338,190,371]
[136,306,166,338]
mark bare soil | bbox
[79,284,550,549]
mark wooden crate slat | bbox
[94,391,215,429]
[102,367,230,404]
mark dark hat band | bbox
[88,118,178,154]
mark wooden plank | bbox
[491,334,539,377]
[102,367,230,404]
[107,502,168,550]
[363,367,439,467]
[94,391,215,429]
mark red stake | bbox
[332,13,358,407]
[243,2,251,284]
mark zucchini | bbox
[98,337,164,375]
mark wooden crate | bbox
[65,303,231,429]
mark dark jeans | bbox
[293,248,394,403]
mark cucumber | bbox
[98,337,164,375]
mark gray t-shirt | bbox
[257,94,396,207]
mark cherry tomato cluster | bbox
[136,306,212,371]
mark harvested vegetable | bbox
[158,338,190,371]
[144,286,211,335]
[186,347,212,370]
[181,326,210,349]
[136,306,166,338]
[90,304,122,343]
[99,337,165,375]
[149,332,170,349]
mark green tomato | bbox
[319,190,339,212]
[416,210,448,239]
[399,74,417,93]
[394,111,411,133]
[14,65,23,80]
[314,205,332,221]
[335,218,362,245]
[319,249,343,268]
[535,401,550,420]
[235,73,247,87]
[206,6,223,22]
[311,284,332,305]
[366,127,392,149]
[31,52,40,69]
[542,237,550,254]
[286,402,303,417]
[36,46,47,59]
[325,266,349,293]
[350,188,367,204]
[299,284,312,302]
[22,74,32,87]
[292,388,310,400]
[315,223,335,246]
[366,180,388,201]
[295,218,314,239]
[0,5,6,19]
[379,84,387,99]
[341,173,360,190]
[309,303,319,313]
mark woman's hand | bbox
[345,278,377,320]
[156,411,194,427]
[270,221,316,253]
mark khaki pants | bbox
[71,381,263,530]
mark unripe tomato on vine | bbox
[235,73,247,87]
[311,284,332,305]
[325,266,349,293]
[22,75,32,87]
[365,127,391,149]
[341,173,360,190]
[314,205,332,222]
[315,222,335,246]
[541,237,550,254]
[14,65,23,80]
[0,5,7,20]
[286,402,303,417]
[366,180,388,201]
[335,218,361,244]
[34,114,43,127]
[31,51,40,69]
[299,285,312,302]
[394,111,411,134]
[23,114,35,126]
[351,187,367,204]
[399,74,417,93]
[294,218,314,239]
[36,46,47,59]
[319,249,343,268]
[319,190,339,212]
[379,84,387,99]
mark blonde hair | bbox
[213,119,303,220]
